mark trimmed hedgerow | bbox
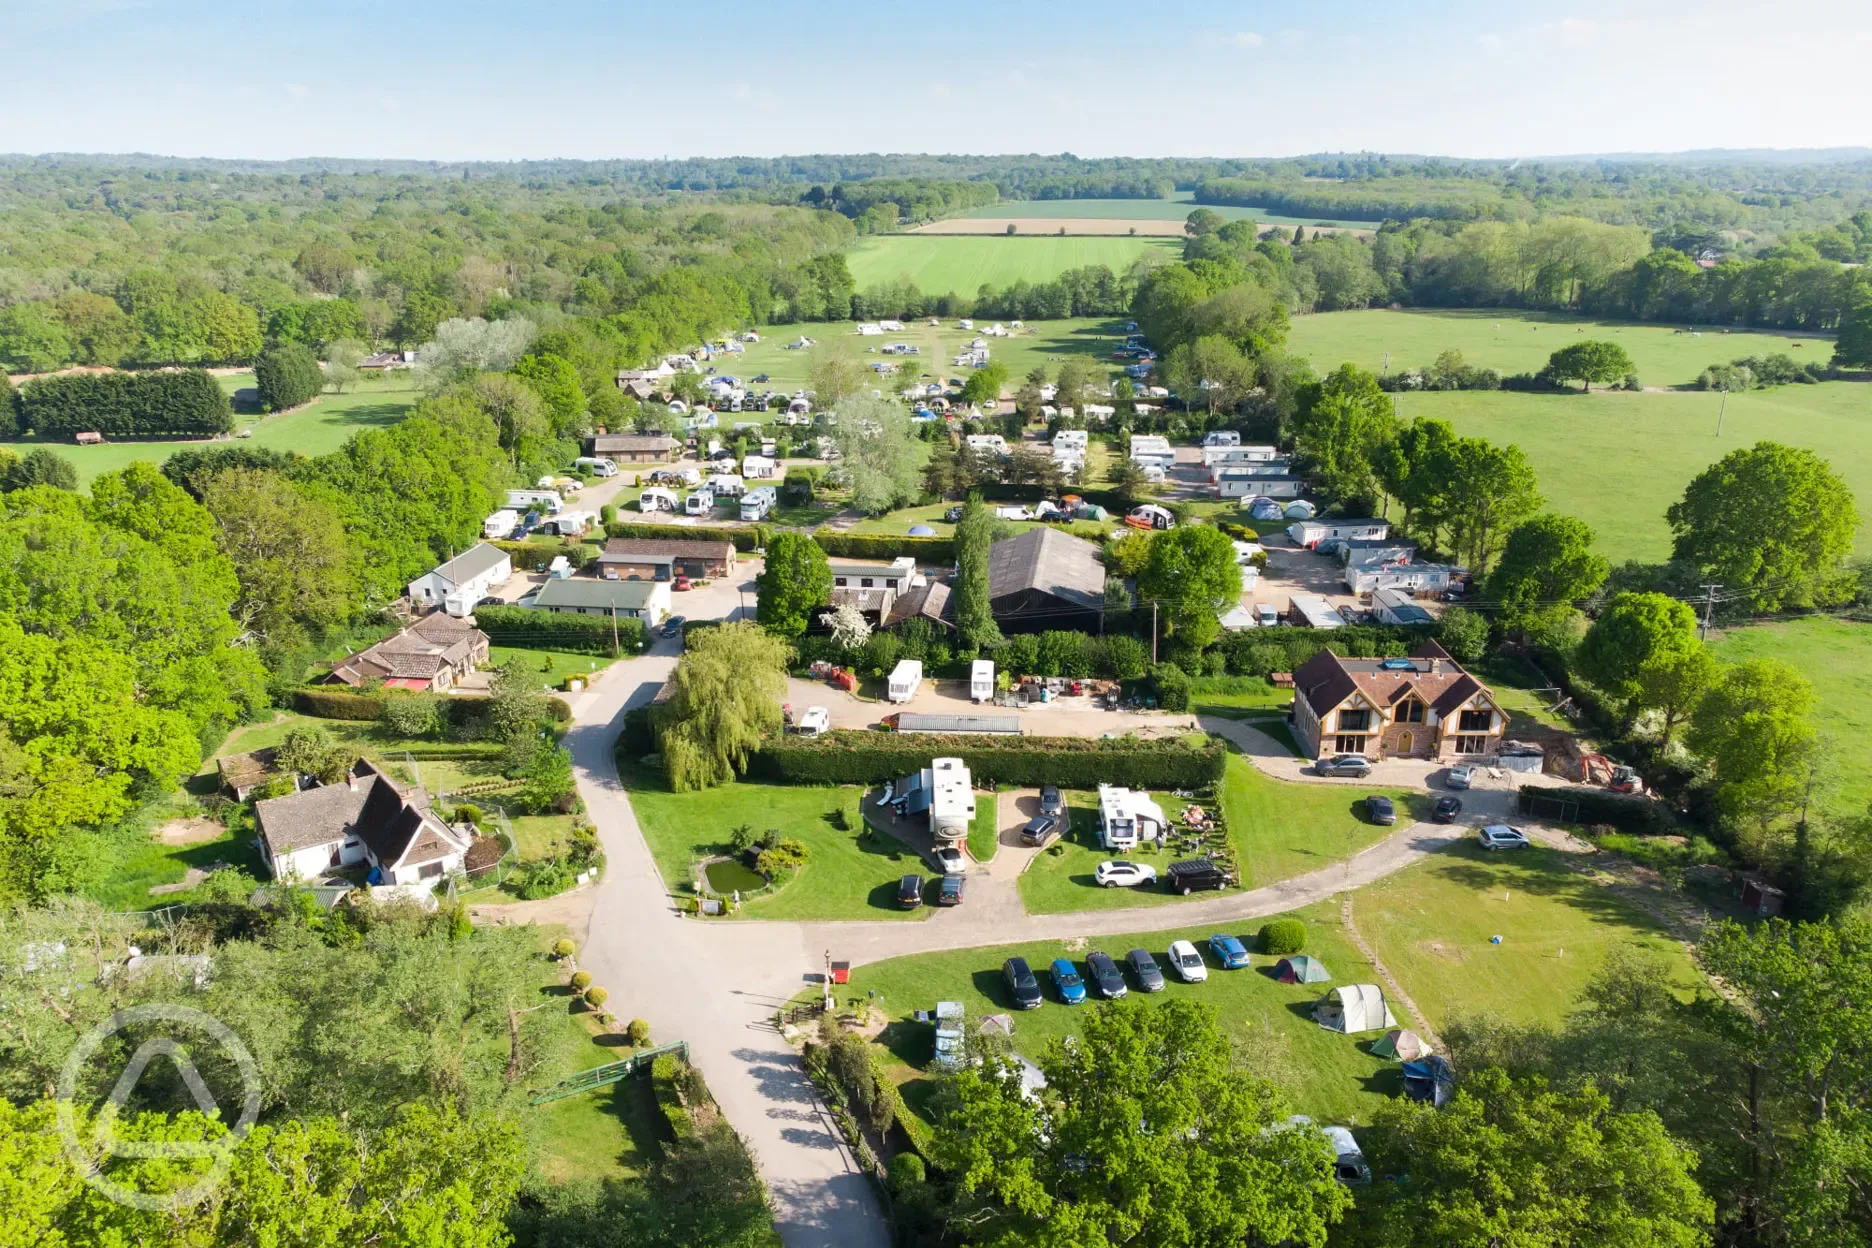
[812,531,955,563]
[18,369,231,438]
[294,688,384,720]
[474,604,645,656]
[749,730,1224,789]
[606,520,763,552]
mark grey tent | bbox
[1370,1028,1429,1061]
[1275,955,1331,984]
[1313,984,1397,1034]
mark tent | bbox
[1313,984,1397,1034]
[1284,500,1317,519]
[1370,1028,1429,1061]
[1275,955,1331,984]
[1401,1055,1456,1107]
[907,525,937,536]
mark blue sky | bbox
[2,0,1867,161]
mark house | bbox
[987,529,1105,634]
[407,543,512,617]
[1290,640,1507,763]
[588,433,680,463]
[1288,518,1390,548]
[327,614,489,692]
[1346,561,1458,595]
[1216,470,1305,499]
[829,555,917,595]
[360,350,417,371]
[532,578,671,622]
[599,538,736,581]
[255,758,472,886]
[1097,784,1167,850]
[1371,587,1436,626]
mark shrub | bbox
[1517,785,1676,834]
[379,692,441,738]
[474,603,645,655]
[750,731,1225,790]
[888,1153,927,1192]
[571,970,593,990]
[18,369,231,438]
[294,688,384,721]
[812,531,955,563]
[1150,662,1191,711]
[583,986,609,1009]
[607,520,759,552]
[455,803,485,826]
[1259,919,1306,955]
[1102,634,1150,680]
[551,938,575,959]
[517,858,575,899]
[254,342,324,410]
[627,1018,653,1046]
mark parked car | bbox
[1208,934,1251,970]
[1365,795,1396,825]
[1432,796,1463,824]
[1317,754,1373,778]
[1125,948,1166,992]
[934,845,966,875]
[752,373,770,383]
[943,506,964,523]
[1478,825,1531,851]
[672,576,693,591]
[660,616,686,638]
[1021,814,1062,847]
[475,595,502,608]
[1086,951,1127,999]
[1167,939,1208,983]
[1003,957,1042,1009]
[896,874,925,908]
[1095,860,1158,889]
[1445,765,1475,790]
[1039,786,1063,817]
[937,873,965,906]
[1164,857,1228,895]
[1049,958,1087,1004]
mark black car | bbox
[1003,956,1043,1009]
[1432,796,1463,824]
[1125,948,1166,992]
[897,874,924,909]
[660,615,686,638]
[1039,786,1063,817]
[1366,795,1397,825]
[937,873,965,906]
[753,373,770,382]
[1086,951,1127,999]
[1165,857,1228,895]
[1020,814,1061,847]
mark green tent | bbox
[1370,1028,1430,1061]
[1274,955,1330,984]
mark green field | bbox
[1288,308,1833,388]
[845,235,1180,292]
[958,193,1373,230]
[1711,615,1872,814]
[1397,384,1872,563]
[731,317,1133,396]
[2,375,420,490]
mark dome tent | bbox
[1313,984,1397,1034]
[1274,955,1331,984]
[1401,1055,1456,1107]
[1370,1028,1429,1061]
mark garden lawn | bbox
[620,765,930,920]
[845,235,1181,292]
[489,645,620,690]
[846,499,1109,542]
[967,797,999,864]
[1473,655,1581,735]
[1355,841,1700,1033]
[1188,676,1291,714]
[1711,615,1872,815]
[835,901,1415,1127]
[730,317,1133,396]
[1017,757,1420,916]
[1398,384,1872,562]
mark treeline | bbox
[1195,174,1516,222]
[848,263,1136,323]
[807,179,1000,230]
[5,368,229,438]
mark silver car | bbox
[1317,754,1372,778]
[1478,825,1530,851]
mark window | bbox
[1337,708,1371,732]
[834,576,849,587]
[1455,735,1489,755]
[1395,698,1425,724]
[328,845,342,868]
[861,577,875,588]
[1335,735,1368,755]
[419,861,443,879]
[1459,708,1493,733]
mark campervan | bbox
[738,486,777,522]
[684,486,716,516]
[573,456,618,477]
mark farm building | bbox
[326,614,489,693]
[1217,470,1306,500]
[1290,640,1507,763]
[255,758,472,887]
[407,543,511,618]
[1288,518,1390,548]
[217,748,281,801]
[884,581,955,632]
[1371,587,1436,626]
[531,578,671,623]
[988,529,1105,634]
[587,433,680,462]
[599,538,736,581]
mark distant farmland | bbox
[844,234,1180,292]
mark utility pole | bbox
[1151,600,1159,665]
[610,604,620,656]
[1698,583,1721,642]
[1716,382,1729,437]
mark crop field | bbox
[844,234,1180,292]
[1710,615,1872,814]
[1287,307,1832,387]
[1398,384,1872,562]
[957,193,1374,230]
[728,317,1134,396]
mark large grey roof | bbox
[429,542,509,588]
[254,759,464,869]
[988,529,1104,611]
[534,579,664,611]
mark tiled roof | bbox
[602,537,734,562]
[254,760,466,869]
[1296,648,1495,719]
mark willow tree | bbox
[657,621,788,791]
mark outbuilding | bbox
[988,529,1105,634]
[599,538,736,581]
[531,578,671,623]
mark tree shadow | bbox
[971,967,1018,1011]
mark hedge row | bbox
[749,730,1225,789]
[295,687,574,724]
[488,539,599,573]
[476,604,647,656]
[18,369,232,438]
[650,1055,694,1145]
[812,532,956,563]
[977,482,1130,513]
[1517,785,1677,834]
[606,521,763,552]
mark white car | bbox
[1166,939,1208,983]
[934,845,967,874]
[1478,825,1530,851]
[1095,860,1158,889]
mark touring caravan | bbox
[505,489,564,515]
[684,486,716,516]
[574,456,618,477]
[638,487,679,513]
[482,509,520,539]
[888,660,923,704]
[970,659,995,703]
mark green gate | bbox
[530,1040,691,1105]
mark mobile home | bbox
[888,659,924,704]
[970,659,995,703]
[1288,518,1391,548]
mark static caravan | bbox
[888,659,923,704]
[1288,518,1391,548]
[1216,471,1305,499]
[505,489,564,515]
[740,454,778,479]
[684,486,716,517]
[926,757,975,842]
[482,509,520,539]
[1202,430,1241,448]
[970,659,995,703]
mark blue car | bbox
[1049,958,1087,1004]
[1208,934,1251,970]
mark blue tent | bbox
[908,525,937,536]
[1401,1056,1455,1107]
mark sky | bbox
[2,0,1870,163]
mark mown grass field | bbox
[845,235,1180,292]
[957,194,1373,229]
[1710,615,1872,814]
[837,901,1412,1126]
[1287,307,1833,386]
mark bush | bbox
[812,531,955,563]
[379,692,441,738]
[888,1153,927,1192]
[455,803,485,826]
[1101,634,1150,679]
[607,520,760,552]
[517,857,575,899]
[750,731,1225,790]
[474,603,646,656]
[583,986,609,1009]
[1259,919,1306,955]
[19,368,232,439]
[1150,662,1191,711]
[294,688,384,721]
[1518,785,1676,834]
[651,1054,695,1142]
[571,970,593,990]
[627,1018,653,1046]
[254,342,323,410]
[551,938,575,959]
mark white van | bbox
[574,456,618,478]
[1254,604,1281,628]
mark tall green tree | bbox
[1546,339,1636,389]
[1665,441,1858,610]
[960,360,1010,407]
[806,340,868,405]
[1163,335,1254,416]
[1831,293,1872,369]
[756,531,833,638]
[0,447,77,492]
[1378,416,1459,547]
[1577,592,1701,725]
[1486,512,1608,637]
[1687,658,1817,839]
[1635,645,1718,753]
[510,351,588,437]
[1290,364,1399,509]
[656,622,788,791]
[1137,524,1242,651]
[827,393,927,515]
[951,494,1002,651]
[1428,435,1543,573]
[200,467,353,640]
[254,341,324,410]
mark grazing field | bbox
[2,374,419,490]
[1356,841,1700,1032]
[836,902,1416,1127]
[1710,615,1872,815]
[1397,385,1872,563]
[844,234,1180,292]
[1288,307,1832,387]
[957,194,1374,230]
[729,317,1133,395]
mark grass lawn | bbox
[834,901,1414,1127]
[1473,655,1581,736]
[1017,757,1421,916]
[968,797,999,864]
[620,764,930,920]
[1356,841,1700,1033]
[731,317,1134,397]
[3,378,420,491]
[1711,615,1872,815]
[957,193,1373,230]
[846,499,1110,542]
[1396,384,1872,562]
[1288,307,1834,388]
[489,645,620,689]
[845,235,1182,292]
[1188,675,1291,714]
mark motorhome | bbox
[684,486,716,516]
[738,486,777,522]
[573,456,618,477]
